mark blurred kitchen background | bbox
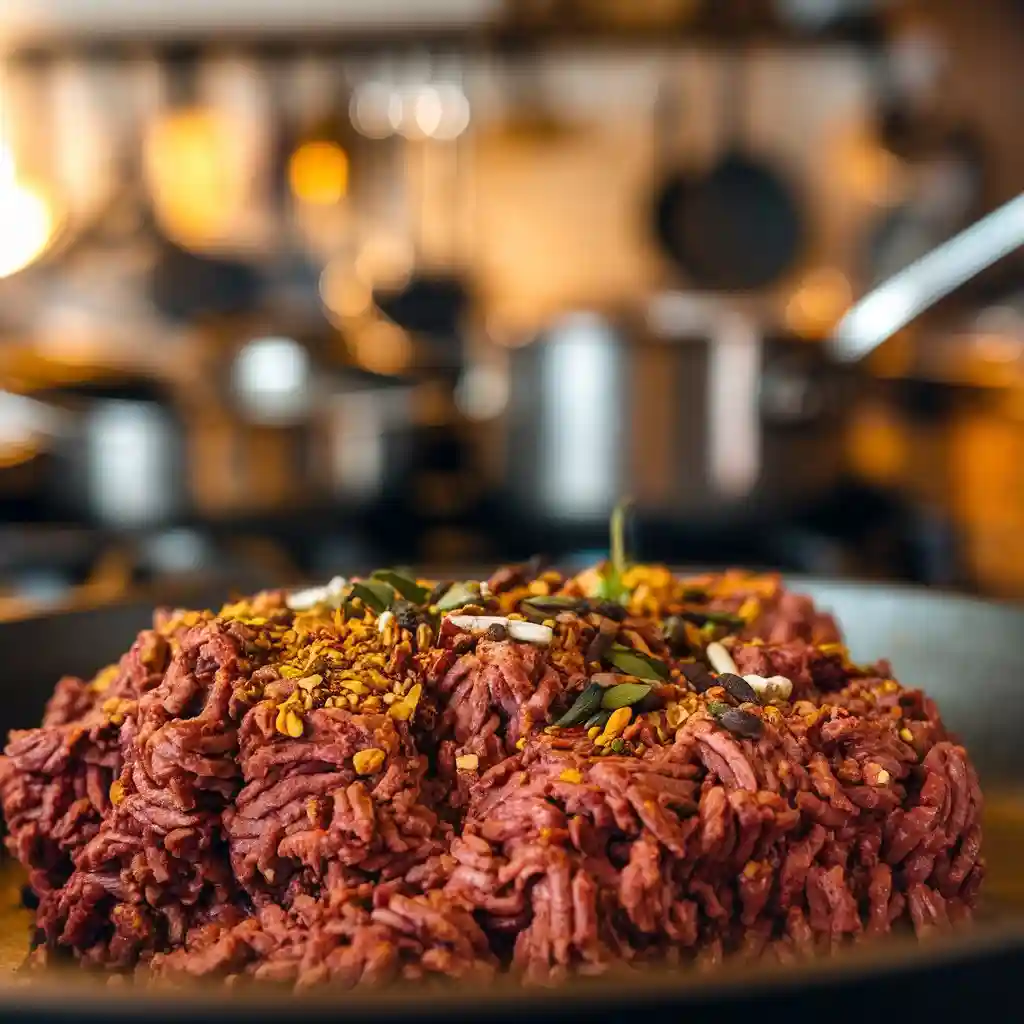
[0,0,1023,614]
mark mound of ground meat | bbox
[0,565,983,988]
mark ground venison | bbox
[0,566,985,987]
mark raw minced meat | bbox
[0,564,983,987]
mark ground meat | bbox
[225,706,448,904]
[0,566,984,988]
[149,887,496,988]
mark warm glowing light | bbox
[784,268,853,339]
[145,108,242,248]
[350,319,412,376]
[354,235,414,291]
[350,82,399,140]
[832,126,909,208]
[407,87,443,139]
[847,403,906,486]
[0,144,56,278]
[288,140,349,206]
[0,440,39,469]
[319,261,371,323]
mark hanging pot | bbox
[502,300,854,528]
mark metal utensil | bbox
[651,45,805,290]
[831,192,1024,362]
[504,302,850,527]
[1,380,186,529]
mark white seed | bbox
[706,641,738,676]
[287,576,348,611]
[377,610,394,634]
[479,580,492,598]
[447,615,509,632]
[506,620,553,645]
[743,673,793,702]
[445,614,553,646]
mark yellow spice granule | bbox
[388,683,422,721]
[456,753,480,772]
[559,768,582,784]
[109,780,125,806]
[665,704,690,730]
[353,748,386,775]
[900,727,915,744]
[595,707,631,746]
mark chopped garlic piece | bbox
[377,610,394,633]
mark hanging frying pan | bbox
[652,53,805,291]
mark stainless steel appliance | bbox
[503,301,851,528]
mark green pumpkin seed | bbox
[350,581,395,614]
[718,672,759,705]
[435,581,480,612]
[601,682,652,710]
[605,645,669,681]
[521,596,583,614]
[662,615,691,655]
[554,683,604,728]
[371,569,430,605]
[680,610,744,630]
[518,603,553,624]
[718,708,764,739]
